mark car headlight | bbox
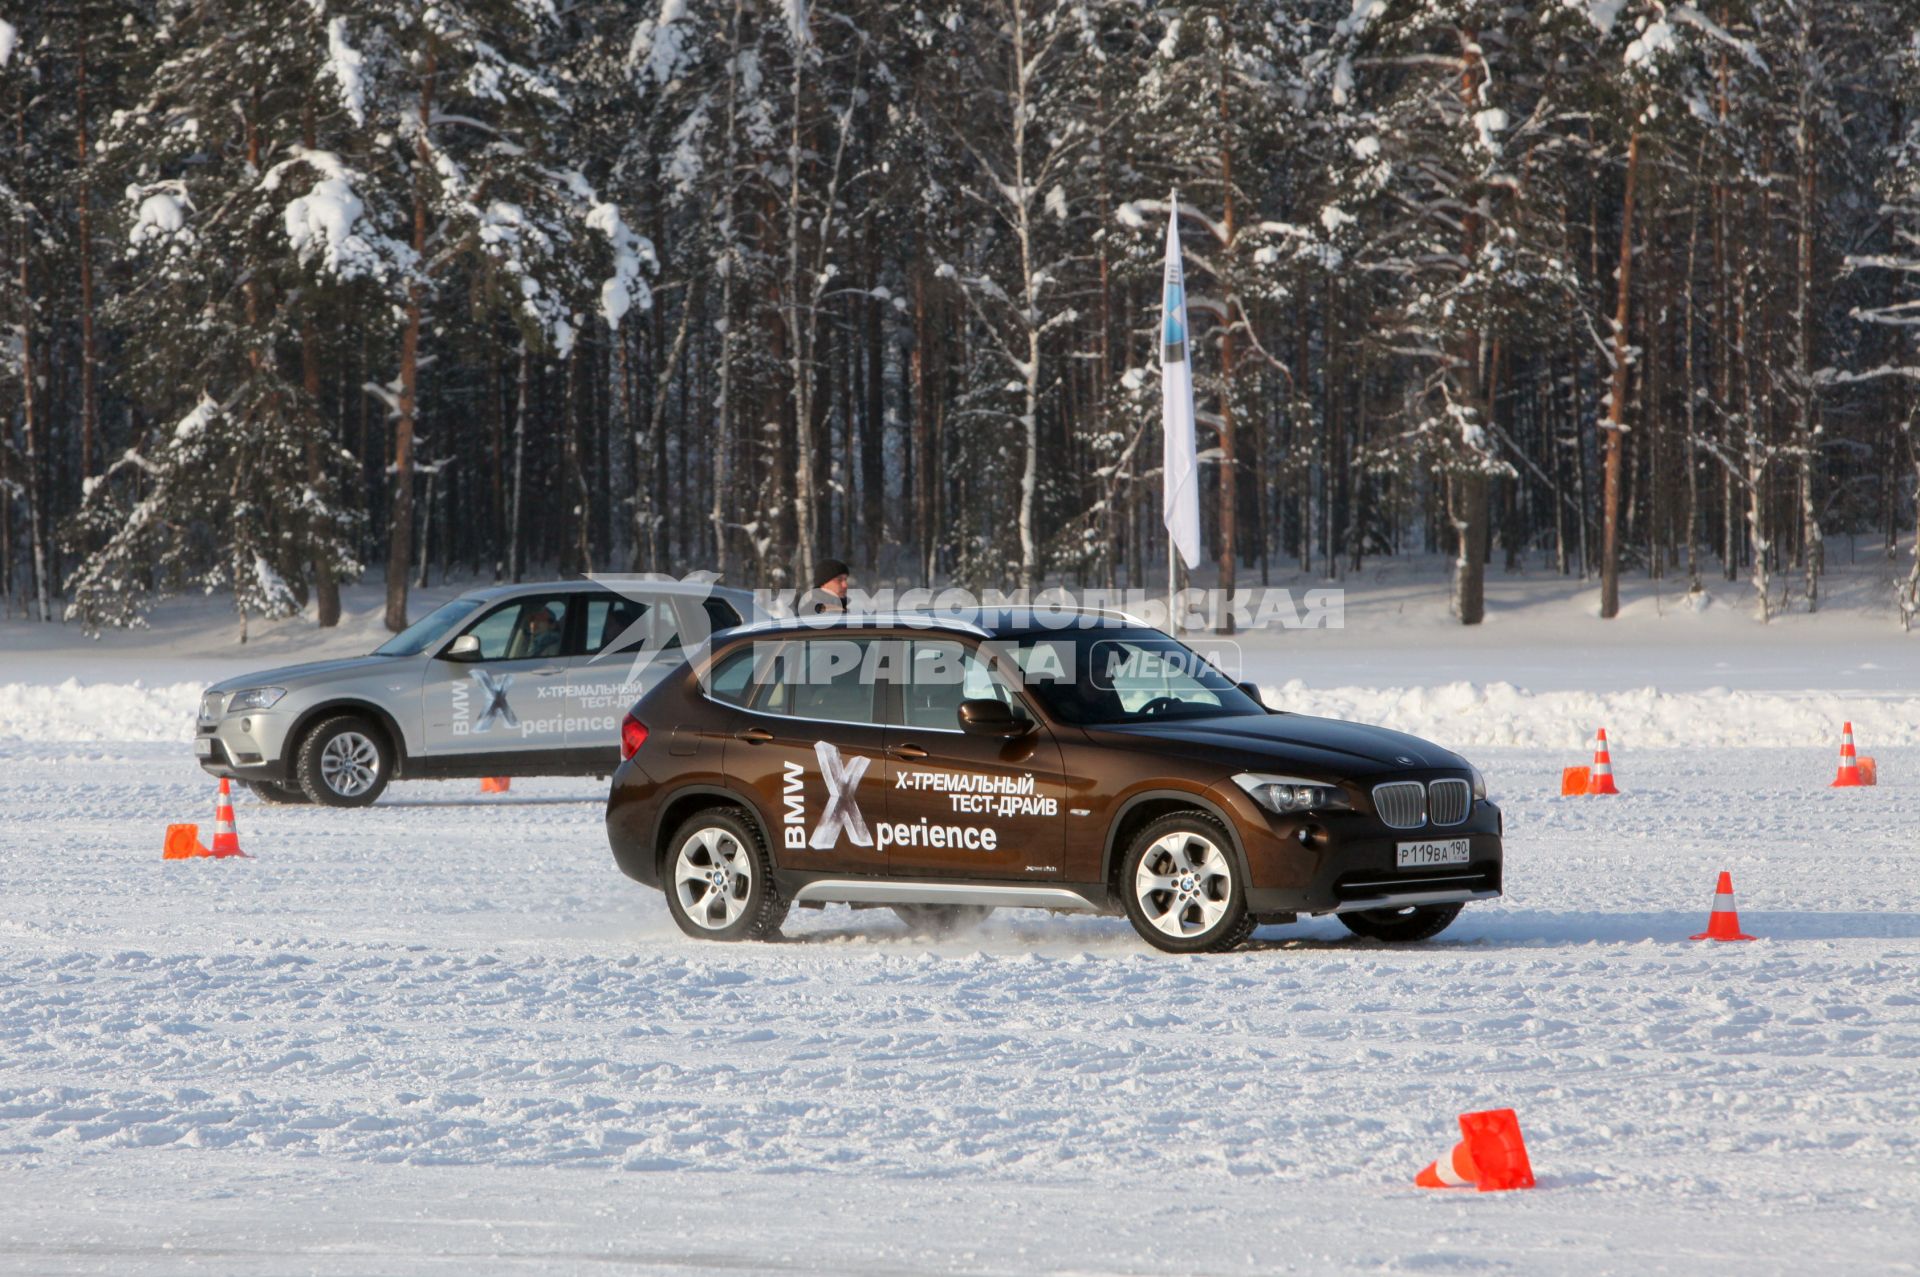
[1469,765,1487,800]
[1232,772,1352,815]
[225,687,287,713]
[198,691,228,726]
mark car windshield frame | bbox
[372,597,485,657]
[1004,630,1266,727]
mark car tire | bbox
[296,715,393,808]
[662,807,787,942]
[245,780,311,806]
[1119,812,1253,954]
[890,904,994,938]
[1338,902,1463,943]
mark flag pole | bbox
[1159,186,1199,637]
[1168,536,1178,634]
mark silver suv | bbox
[195,579,755,807]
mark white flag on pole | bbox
[1160,192,1202,571]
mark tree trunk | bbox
[1794,55,1821,612]
[911,262,933,581]
[510,343,529,582]
[1600,126,1640,620]
[786,24,818,592]
[387,47,435,632]
[75,17,99,485]
[17,217,51,622]
[301,101,341,626]
[1214,97,1237,633]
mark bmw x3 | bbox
[606,610,1504,953]
[196,579,752,806]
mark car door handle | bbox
[890,744,929,761]
[737,727,774,745]
[529,667,562,677]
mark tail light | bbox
[620,712,649,760]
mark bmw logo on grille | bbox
[1396,755,1415,765]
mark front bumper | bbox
[1225,787,1505,919]
[194,709,297,782]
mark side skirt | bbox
[399,747,619,781]
[777,875,1115,915]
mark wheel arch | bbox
[288,700,411,773]
[652,784,775,877]
[1101,789,1249,891]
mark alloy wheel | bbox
[673,826,754,931]
[319,730,381,798]
[1134,830,1233,939]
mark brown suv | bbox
[605,611,1503,953]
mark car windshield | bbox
[1010,632,1265,726]
[372,597,484,657]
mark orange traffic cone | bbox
[209,778,248,858]
[1415,1139,1478,1189]
[162,823,210,860]
[480,776,512,794]
[1414,1109,1536,1192]
[1559,766,1591,796]
[1858,757,1878,787]
[1690,871,1755,942]
[1831,722,1863,788]
[1585,729,1619,795]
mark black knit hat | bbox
[812,558,850,589]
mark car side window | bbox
[578,595,656,657]
[757,639,879,724]
[704,645,774,707]
[461,596,571,662]
[901,639,1025,731]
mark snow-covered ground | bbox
[2,568,1918,1273]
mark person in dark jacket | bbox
[801,558,851,615]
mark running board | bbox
[790,879,1104,912]
[1324,888,1501,915]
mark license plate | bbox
[193,737,213,757]
[1396,838,1470,868]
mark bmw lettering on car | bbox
[606,610,1504,952]
[195,580,753,807]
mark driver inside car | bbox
[511,605,563,660]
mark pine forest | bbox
[7,1,1920,634]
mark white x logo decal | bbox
[810,740,872,850]
[470,669,518,732]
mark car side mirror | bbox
[1239,680,1266,708]
[958,698,1031,737]
[440,634,483,662]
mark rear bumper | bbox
[606,757,664,888]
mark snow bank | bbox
[3,672,1912,751]
[1261,678,1920,751]
[0,679,201,743]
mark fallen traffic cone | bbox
[1414,1108,1536,1192]
[480,776,512,794]
[1415,1138,1478,1189]
[1831,722,1863,788]
[1690,870,1755,942]
[1585,729,1619,795]
[1560,766,1591,796]
[209,777,248,858]
[162,823,210,860]
[1858,757,1877,787]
